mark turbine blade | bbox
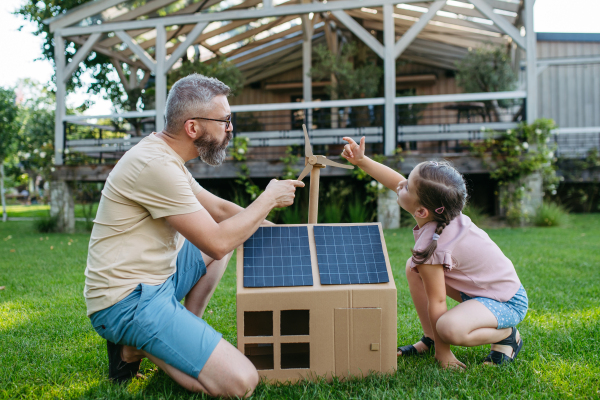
[297,163,313,181]
[302,124,313,157]
[317,156,355,170]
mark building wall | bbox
[537,41,600,128]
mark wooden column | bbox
[155,24,167,132]
[383,4,396,156]
[525,0,538,122]
[54,32,66,166]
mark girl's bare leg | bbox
[399,259,462,355]
[435,300,520,359]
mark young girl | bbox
[341,137,528,369]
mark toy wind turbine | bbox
[297,124,354,224]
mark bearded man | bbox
[84,74,303,397]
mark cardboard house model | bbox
[236,223,397,383]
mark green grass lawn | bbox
[0,215,599,399]
[0,204,99,219]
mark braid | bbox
[411,220,449,265]
[410,159,467,266]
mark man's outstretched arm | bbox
[168,179,303,260]
[196,188,274,225]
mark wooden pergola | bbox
[46,0,537,165]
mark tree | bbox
[310,42,382,127]
[168,57,245,96]
[455,46,518,121]
[0,87,20,222]
[15,0,153,135]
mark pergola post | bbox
[155,24,167,132]
[383,3,395,156]
[301,7,313,128]
[54,32,66,166]
[525,0,538,122]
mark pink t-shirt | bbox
[410,213,521,302]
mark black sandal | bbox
[484,327,523,365]
[107,340,142,383]
[397,335,434,356]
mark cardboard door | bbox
[334,308,382,377]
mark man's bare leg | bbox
[122,250,233,362]
[124,339,258,398]
[184,250,233,317]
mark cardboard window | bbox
[244,311,273,336]
[281,343,310,369]
[280,310,310,336]
[245,344,274,370]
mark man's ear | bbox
[414,206,429,219]
[183,120,199,140]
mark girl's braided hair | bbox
[411,160,468,266]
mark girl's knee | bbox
[436,315,466,345]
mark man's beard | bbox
[193,126,233,166]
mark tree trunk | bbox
[1,162,7,222]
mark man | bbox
[85,74,304,397]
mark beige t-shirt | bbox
[84,133,204,316]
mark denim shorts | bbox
[460,285,528,329]
[89,240,222,378]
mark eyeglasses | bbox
[187,115,232,130]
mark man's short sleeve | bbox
[132,156,204,219]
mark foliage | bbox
[34,214,58,233]
[310,42,382,100]
[231,136,250,162]
[279,201,304,224]
[280,146,300,180]
[347,195,368,223]
[456,46,517,93]
[533,201,570,227]
[0,87,20,161]
[168,58,245,96]
[470,119,560,224]
[462,204,488,226]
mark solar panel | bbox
[314,225,389,285]
[243,226,314,288]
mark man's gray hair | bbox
[165,73,230,133]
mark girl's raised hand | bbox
[341,136,366,166]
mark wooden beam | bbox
[468,0,526,49]
[331,10,384,58]
[394,0,445,59]
[63,32,101,82]
[68,35,149,70]
[165,21,208,71]
[115,30,157,73]
[59,0,429,36]
[47,0,125,32]
[111,0,181,23]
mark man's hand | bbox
[435,350,466,370]
[262,179,305,208]
[341,136,366,167]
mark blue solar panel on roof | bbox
[314,225,389,285]
[243,226,313,288]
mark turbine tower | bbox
[297,124,354,224]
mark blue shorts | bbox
[89,240,222,378]
[460,285,528,329]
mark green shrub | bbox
[280,202,304,224]
[462,204,488,226]
[400,207,415,227]
[347,196,368,223]
[533,202,569,227]
[321,203,343,223]
[35,215,58,233]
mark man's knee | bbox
[230,367,259,398]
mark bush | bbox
[321,203,343,223]
[35,215,58,233]
[533,202,569,227]
[462,204,488,226]
[279,202,304,224]
[347,196,368,223]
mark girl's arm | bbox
[341,136,405,191]
[417,264,466,370]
